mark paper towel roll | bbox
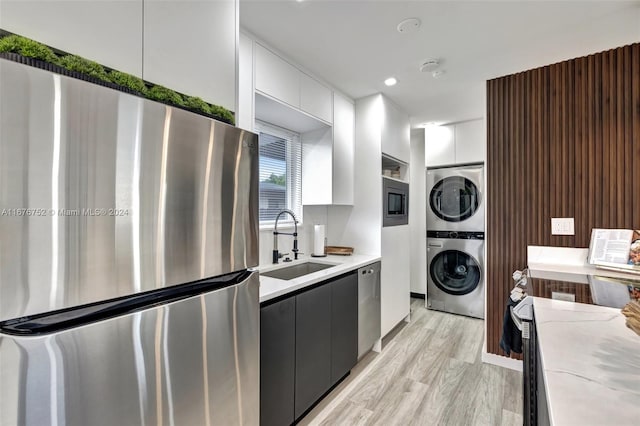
[313,225,326,256]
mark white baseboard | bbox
[481,350,523,372]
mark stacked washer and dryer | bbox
[426,164,485,319]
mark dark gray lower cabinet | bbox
[260,297,295,426]
[260,271,358,424]
[295,283,332,418]
[330,273,358,383]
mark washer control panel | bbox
[427,231,484,240]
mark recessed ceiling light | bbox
[419,59,440,73]
[421,122,440,128]
[397,18,421,34]
[384,77,398,86]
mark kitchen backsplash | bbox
[258,205,329,265]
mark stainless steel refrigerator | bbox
[0,59,260,425]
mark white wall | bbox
[258,206,328,265]
[0,0,143,76]
[410,129,426,295]
[327,94,382,256]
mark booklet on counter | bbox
[588,229,640,274]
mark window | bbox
[255,121,302,226]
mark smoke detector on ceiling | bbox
[419,59,440,73]
[397,18,421,34]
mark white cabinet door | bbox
[425,124,455,167]
[144,0,236,110]
[332,93,354,205]
[381,225,411,337]
[381,98,410,163]
[255,44,300,108]
[301,92,354,206]
[300,74,332,123]
[455,119,485,164]
[301,127,333,205]
[0,0,143,76]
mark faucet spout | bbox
[273,209,299,264]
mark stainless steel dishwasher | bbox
[358,262,381,358]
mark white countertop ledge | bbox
[533,297,640,426]
[257,254,381,303]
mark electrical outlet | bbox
[551,218,575,235]
[552,292,576,302]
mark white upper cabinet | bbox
[381,98,410,163]
[301,93,354,205]
[0,0,143,76]
[425,119,484,167]
[144,0,236,111]
[255,43,300,108]
[454,119,485,164]
[331,93,355,204]
[241,34,351,205]
[300,74,332,123]
[425,124,455,167]
[254,43,332,124]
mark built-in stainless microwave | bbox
[383,177,409,227]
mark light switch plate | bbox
[551,217,575,235]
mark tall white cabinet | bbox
[328,93,411,338]
[409,129,427,296]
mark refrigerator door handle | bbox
[0,270,253,336]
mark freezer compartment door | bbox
[0,58,259,322]
[0,271,259,426]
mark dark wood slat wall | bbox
[486,43,640,357]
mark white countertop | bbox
[257,254,381,303]
[533,297,640,426]
[528,245,640,283]
[528,261,640,283]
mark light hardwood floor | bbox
[299,299,523,426]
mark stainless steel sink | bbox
[260,262,335,280]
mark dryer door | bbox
[429,176,480,222]
[430,249,481,295]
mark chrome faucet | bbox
[273,209,299,264]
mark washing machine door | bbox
[429,176,480,222]
[430,250,481,295]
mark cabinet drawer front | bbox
[260,298,295,426]
[295,284,332,418]
[331,273,358,382]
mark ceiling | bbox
[239,0,640,127]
